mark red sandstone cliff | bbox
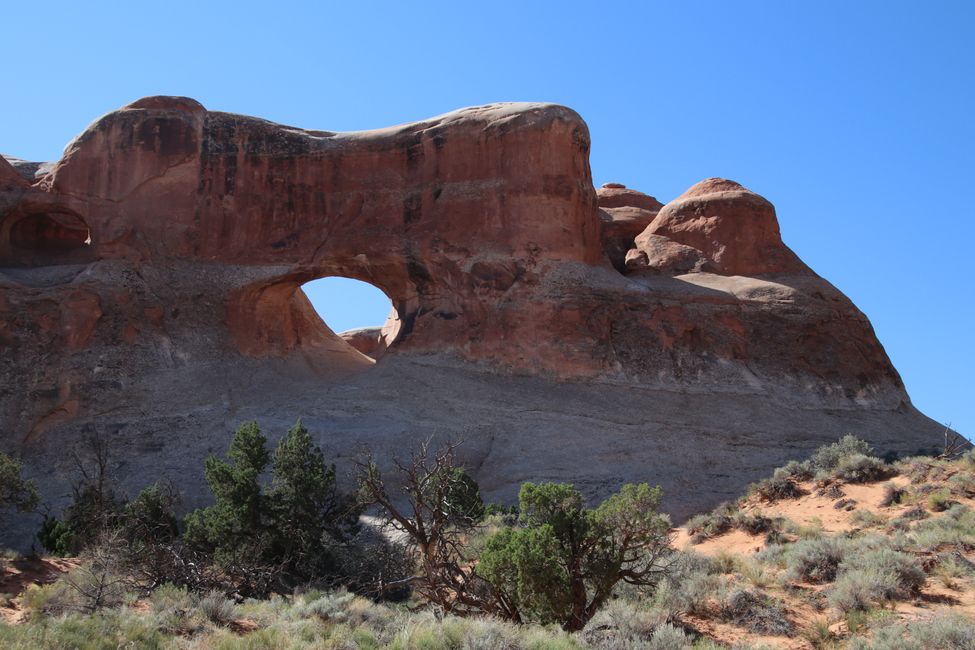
[0,98,945,548]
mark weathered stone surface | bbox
[339,327,386,360]
[0,98,950,548]
[630,178,809,276]
[597,182,663,211]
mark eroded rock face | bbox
[597,183,663,272]
[0,98,947,547]
[339,327,385,360]
[626,178,809,276]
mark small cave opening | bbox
[9,212,91,253]
[301,276,400,361]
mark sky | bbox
[4,1,972,438]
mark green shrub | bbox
[783,537,851,583]
[196,590,238,625]
[20,581,77,617]
[840,548,926,595]
[37,517,75,557]
[0,450,38,513]
[834,454,894,483]
[828,568,900,612]
[947,471,975,497]
[879,483,906,507]
[850,509,887,528]
[811,435,872,473]
[184,420,360,593]
[926,488,953,512]
[774,459,814,481]
[651,552,720,618]
[848,613,975,649]
[646,623,693,649]
[479,482,673,631]
[751,474,805,502]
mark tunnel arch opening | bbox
[2,210,94,266]
[300,276,401,362]
[10,212,91,252]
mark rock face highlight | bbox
[0,98,947,547]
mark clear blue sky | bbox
[4,1,972,438]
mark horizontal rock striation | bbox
[0,98,948,547]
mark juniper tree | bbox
[185,420,359,591]
[0,450,38,513]
[478,482,674,631]
[268,420,360,578]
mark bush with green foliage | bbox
[355,439,495,614]
[811,435,872,474]
[0,450,38,514]
[650,552,719,619]
[184,420,360,592]
[782,536,851,583]
[36,433,126,556]
[685,502,736,542]
[839,548,925,596]
[835,453,895,483]
[750,474,806,502]
[184,421,273,566]
[478,482,673,631]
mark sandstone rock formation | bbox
[0,98,949,548]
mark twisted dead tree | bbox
[355,439,518,620]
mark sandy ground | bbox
[0,556,77,624]
[670,467,975,649]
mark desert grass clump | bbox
[947,471,975,497]
[781,517,826,540]
[926,487,953,512]
[645,623,693,650]
[840,547,926,595]
[801,616,838,649]
[783,536,851,584]
[908,612,975,649]
[750,474,806,502]
[686,502,737,542]
[732,510,780,535]
[0,609,165,649]
[934,550,975,582]
[850,509,887,528]
[907,504,975,551]
[900,455,954,484]
[196,590,238,625]
[288,590,358,624]
[583,598,669,647]
[147,583,198,635]
[459,616,524,650]
[719,588,794,636]
[651,552,722,619]
[879,483,906,507]
[774,459,815,481]
[834,454,894,484]
[810,435,871,473]
[828,568,901,612]
[847,613,975,649]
